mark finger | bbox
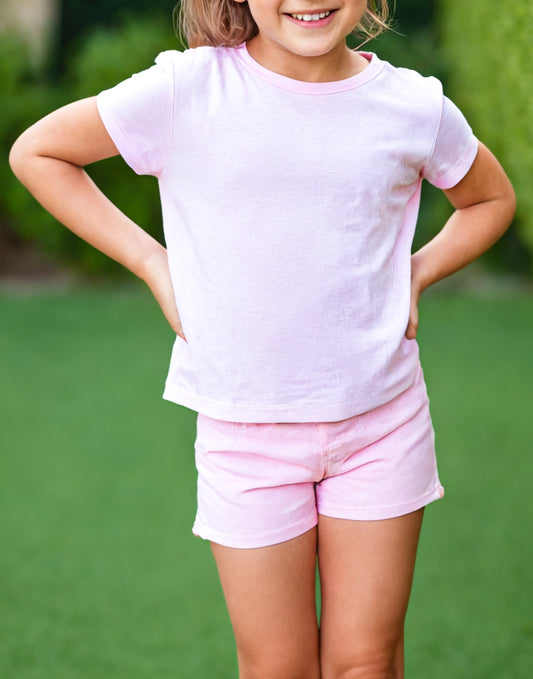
[405,323,417,340]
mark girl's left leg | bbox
[318,509,424,679]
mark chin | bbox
[288,42,338,59]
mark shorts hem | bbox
[192,513,318,549]
[318,484,445,522]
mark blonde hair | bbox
[176,1,392,49]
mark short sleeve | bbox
[96,52,175,177]
[422,95,479,189]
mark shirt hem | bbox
[162,376,416,424]
[431,135,479,189]
[96,92,144,174]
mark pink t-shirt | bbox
[97,44,478,423]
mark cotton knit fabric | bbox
[97,44,478,422]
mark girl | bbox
[9,1,515,677]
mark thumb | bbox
[405,302,419,340]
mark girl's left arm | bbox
[406,141,516,339]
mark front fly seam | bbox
[316,422,333,480]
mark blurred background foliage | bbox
[1,1,180,276]
[439,0,533,274]
[0,0,530,276]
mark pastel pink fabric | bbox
[193,364,443,548]
[97,45,478,423]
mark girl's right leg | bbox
[210,527,320,679]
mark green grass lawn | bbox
[1,284,532,678]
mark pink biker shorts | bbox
[192,365,444,549]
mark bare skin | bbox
[211,529,321,679]
[212,510,424,679]
[317,512,424,678]
[238,0,369,82]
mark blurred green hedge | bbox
[439,0,532,271]
[1,36,66,262]
[2,14,181,275]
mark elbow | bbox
[500,179,517,235]
[488,168,517,240]
[9,129,43,186]
[9,134,29,182]
[508,183,517,224]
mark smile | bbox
[290,10,331,21]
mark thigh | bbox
[318,510,424,679]
[211,528,321,679]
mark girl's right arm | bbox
[9,97,186,340]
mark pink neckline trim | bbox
[236,43,384,94]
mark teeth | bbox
[291,11,331,21]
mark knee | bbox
[239,662,320,679]
[323,667,394,679]
[323,665,397,679]
[321,627,404,679]
[321,647,401,679]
